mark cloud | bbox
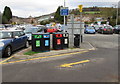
[0,0,119,17]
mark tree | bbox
[54,6,65,24]
[2,6,12,24]
[0,13,2,24]
[2,15,8,24]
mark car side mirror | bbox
[14,36,19,39]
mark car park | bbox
[97,26,113,34]
[84,26,96,34]
[113,25,120,34]
[0,30,29,57]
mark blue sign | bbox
[45,40,49,46]
[60,8,69,16]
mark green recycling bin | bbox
[32,33,50,52]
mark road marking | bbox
[0,50,89,65]
[0,56,15,64]
[60,60,90,68]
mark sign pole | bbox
[64,0,66,26]
[78,5,83,47]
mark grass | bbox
[24,50,41,55]
[84,11,101,14]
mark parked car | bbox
[84,26,96,34]
[94,25,100,32]
[0,30,29,57]
[24,26,43,42]
[0,24,5,30]
[45,27,58,33]
[97,26,113,34]
[114,25,120,34]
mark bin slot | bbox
[64,39,68,44]
[57,39,61,45]
[36,40,40,47]
[45,40,49,46]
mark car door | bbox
[12,31,22,50]
[19,31,27,47]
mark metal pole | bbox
[71,14,74,48]
[80,12,82,46]
[116,4,118,25]
[113,4,118,25]
[64,0,66,26]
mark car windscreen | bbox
[0,25,5,28]
[115,26,120,29]
[0,32,12,39]
[104,26,112,29]
[86,27,94,29]
[24,28,38,33]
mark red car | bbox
[45,27,58,33]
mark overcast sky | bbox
[0,0,119,18]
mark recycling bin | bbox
[52,33,63,50]
[62,33,69,49]
[74,34,80,48]
[32,33,50,52]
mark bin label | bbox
[36,40,40,47]
[56,34,62,38]
[43,35,50,38]
[65,39,68,44]
[45,40,49,46]
[63,34,68,37]
[57,39,61,45]
[33,35,42,39]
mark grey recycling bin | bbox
[62,33,69,49]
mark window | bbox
[19,31,25,36]
[13,31,20,37]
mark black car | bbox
[114,25,120,34]
[97,26,113,34]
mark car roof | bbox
[0,30,23,32]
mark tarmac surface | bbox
[1,34,119,82]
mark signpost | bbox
[60,7,69,16]
[78,5,83,46]
[60,7,69,26]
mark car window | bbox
[87,27,94,29]
[13,31,21,37]
[0,32,12,39]
[24,28,38,33]
[19,31,25,36]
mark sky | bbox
[0,0,119,18]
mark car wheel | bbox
[4,46,12,57]
[25,41,29,48]
[102,31,104,34]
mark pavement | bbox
[0,40,95,65]
[1,34,119,82]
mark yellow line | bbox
[60,60,90,68]
[1,50,89,65]
[0,56,15,64]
